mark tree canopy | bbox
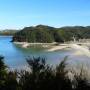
[12,25,90,43]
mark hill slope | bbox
[12,25,90,43]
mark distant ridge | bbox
[0,29,18,35]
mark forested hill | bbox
[12,25,90,43]
[0,30,18,35]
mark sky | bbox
[0,0,90,29]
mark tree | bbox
[0,56,7,90]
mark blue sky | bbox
[0,0,90,29]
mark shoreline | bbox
[13,42,70,51]
[47,44,70,51]
[13,42,90,53]
[13,42,58,48]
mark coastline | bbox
[47,44,70,51]
[13,42,70,51]
[13,42,90,54]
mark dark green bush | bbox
[0,56,90,90]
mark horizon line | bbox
[0,24,90,30]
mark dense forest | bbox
[0,56,90,90]
[12,25,90,43]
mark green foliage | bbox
[13,25,54,43]
[12,25,90,43]
[0,56,6,70]
[5,71,19,90]
[19,57,54,90]
[0,56,7,89]
[1,56,90,90]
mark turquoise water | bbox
[0,36,90,69]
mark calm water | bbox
[0,36,90,69]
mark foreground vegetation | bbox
[12,25,90,43]
[0,56,90,90]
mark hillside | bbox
[12,25,90,43]
[0,29,18,35]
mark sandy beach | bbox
[47,44,70,51]
[13,42,90,55]
[13,42,70,51]
[13,42,57,48]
